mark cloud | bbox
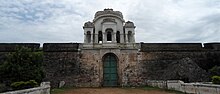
[0,0,220,44]
[127,0,220,43]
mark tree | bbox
[210,66,220,76]
[0,46,44,86]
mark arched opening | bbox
[98,31,103,43]
[116,31,120,43]
[128,31,132,43]
[87,31,91,43]
[106,29,113,42]
[102,53,118,87]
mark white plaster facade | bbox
[83,9,136,49]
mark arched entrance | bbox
[102,53,118,86]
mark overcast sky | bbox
[0,0,220,44]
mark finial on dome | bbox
[104,8,113,11]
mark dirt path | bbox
[60,88,177,94]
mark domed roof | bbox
[94,9,123,21]
[83,21,94,28]
[124,21,136,28]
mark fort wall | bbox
[139,43,220,83]
[0,43,220,87]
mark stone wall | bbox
[43,43,81,88]
[0,43,220,88]
[79,48,140,87]
[2,82,50,94]
[43,43,140,87]
[139,43,220,82]
[0,43,40,52]
[140,43,203,51]
[146,80,220,94]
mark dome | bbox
[83,21,94,28]
[94,9,123,21]
[124,21,136,28]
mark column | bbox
[120,34,124,43]
[125,33,128,43]
[132,33,135,43]
[94,33,98,43]
[103,33,106,43]
[112,32,116,43]
[91,33,93,43]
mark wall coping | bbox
[2,82,50,94]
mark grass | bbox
[51,86,185,94]
[51,87,74,94]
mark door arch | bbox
[102,53,118,86]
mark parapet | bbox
[124,21,136,28]
[83,21,94,28]
[0,43,40,52]
[203,43,220,50]
[140,43,203,52]
[43,43,79,52]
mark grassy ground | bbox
[51,87,74,94]
[51,86,185,94]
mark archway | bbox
[128,31,132,43]
[102,53,118,86]
[87,31,91,43]
[98,31,103,43]
[106,29,113,42]
[116,31,120,43]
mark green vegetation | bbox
[0,83,7,92]
[212,76,220,84]
[10,80,38,90]
[210,66,220,76]
[0,46,44,91]
[51,87,74,94]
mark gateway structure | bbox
[81,9,138,86]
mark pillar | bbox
[91,33,93,43]
[113,32,116,43]
[103,33,106,43]
[125,33,128,43]
[132,33,135,43]
[121,33,125,43]
[94,33,98,43]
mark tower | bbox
[81,9,139,87]
[83,9,136,48]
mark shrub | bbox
[212,76,220,84]
[10,80,38,90]
[210,66,220,76]
[0,46,44,86]
[0,83,7,93]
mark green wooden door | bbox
[103,54,118,86]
